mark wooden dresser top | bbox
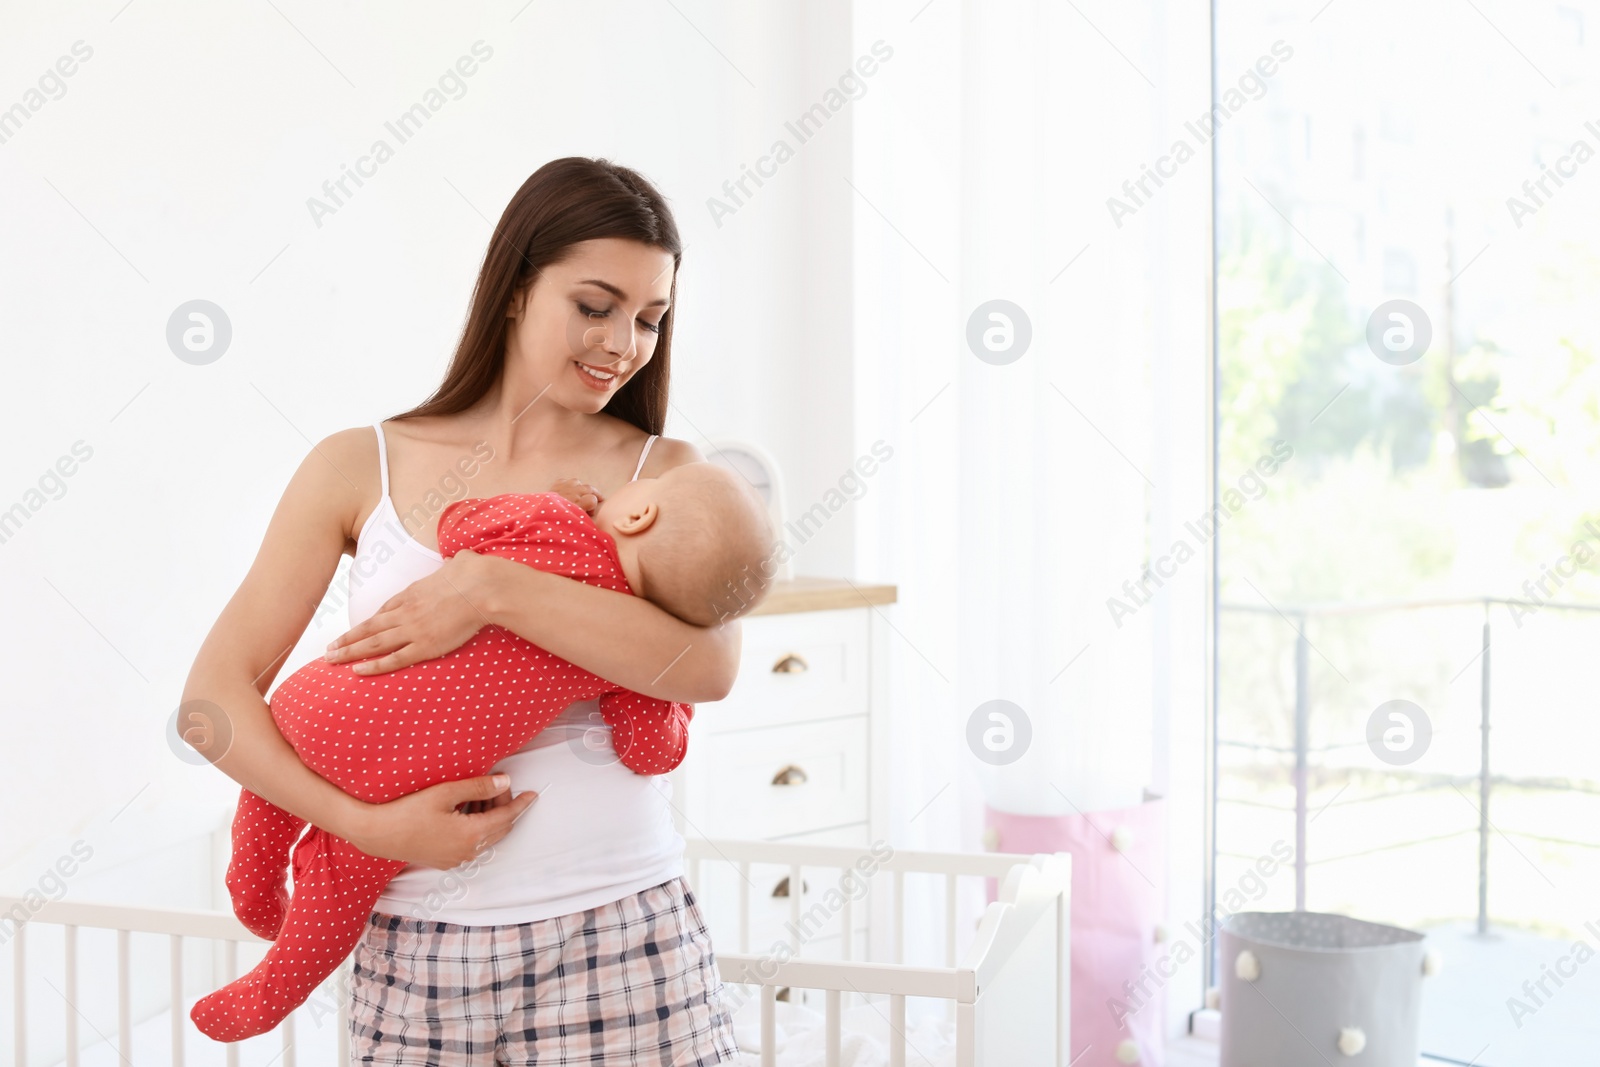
[749,577,898,616]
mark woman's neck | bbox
[468,380,603,465]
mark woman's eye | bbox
[580,302,659,334]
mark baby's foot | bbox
[191,971,294,1042]
[226,861,289,941]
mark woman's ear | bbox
[507,284,529,319]
[614,502,659,536]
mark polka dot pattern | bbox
[190,492,693,1043]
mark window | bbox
[1213,2,1600,1060]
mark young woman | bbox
[182,157,741,1064]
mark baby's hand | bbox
[552,477,604,515]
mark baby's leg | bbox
[191,828,405,1042]
[224,789,306,941]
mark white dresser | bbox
[670,577,896,970]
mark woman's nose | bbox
[587,319,636,368]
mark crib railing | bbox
[0,894,345,1067]
[683,840,1071,1067]
[683,838,1041,964]
[6,843,1067,1067]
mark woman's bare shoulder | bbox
[378,412,465,442]
[640,435,703,476]
[318,424,384,481]
[586,411,699,476]
[306,424,387,541]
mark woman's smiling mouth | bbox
[574,361,619,390]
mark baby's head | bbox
[592,462,777,626]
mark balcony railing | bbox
[1216,595,1600,935]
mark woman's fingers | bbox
[481,784,517,810]
[324,621,399,663]
[442,778,538,858]
[335,559,491,675]
[326,588,422,659]
[471,791,539,848]
[436,774,514,807]
[356,776,539,868]
[330,610,432,674]
[327,637,393,665]
[324,620,376,657]
[351,647,420,675]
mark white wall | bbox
[0,0,865,898]
[1,0,1214,1048]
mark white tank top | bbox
[351,420,684,925]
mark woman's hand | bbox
[349,775,539,870]
[324,549,494,675]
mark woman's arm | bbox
[183,429,534,868]
[325,436,744,702]
[481,559,741,702]
[328,546,743,703]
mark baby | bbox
[191,461,776,1042]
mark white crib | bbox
[1,840,1069,1067]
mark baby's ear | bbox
[613,502,659,536]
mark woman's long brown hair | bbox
[391,157,682,435]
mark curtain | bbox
[850,2,1212,1027]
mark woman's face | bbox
[506,237,676,413]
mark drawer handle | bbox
[771,764,809,787]
[771,876,809,898]
[772,653,809,674]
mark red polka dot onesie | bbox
[189,492,692,1042]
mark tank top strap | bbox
[371,421,391,497]
[630,434,659,483]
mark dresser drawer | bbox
[696,609,871,733]
[689,717,869,839]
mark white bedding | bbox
[727,997,959,1067]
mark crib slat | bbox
[889,993,906,1067]
[281,1012,297,1066]
[118,928,132,1063]
[170,935,185,1067]
[788,863,802,949]
[338,957,352,1065]
[12,922,25,1067]
[892,871,905,964]
[760,984,777,1067]
[825,988,841,1067]
[841,892,853,961]
[224,941,239,1067]
[64,924,78,1067]
[956,1001,977,1067]
[739,863,751,953]
[945,873,958,967]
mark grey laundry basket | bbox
[1220,911,1429,1066]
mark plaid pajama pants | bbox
[348,877,739,1065]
